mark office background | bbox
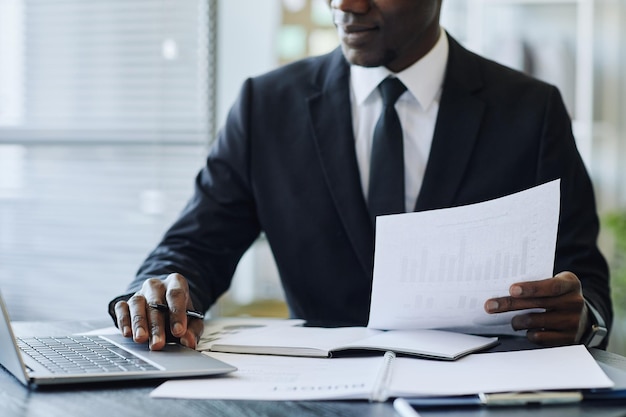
[0,0,625,352]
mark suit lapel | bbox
[305,38,488,275]
[307,49,375,277]
[415,37,486,212]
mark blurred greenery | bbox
[602,212,626,354]
[603,212,626,315]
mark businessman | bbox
[110,0,612,351]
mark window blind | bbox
[0,0,216,320]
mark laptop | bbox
[0,290,236,387]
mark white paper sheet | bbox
[149,345,613,401]
[368,180,560,332]
[152,352,381,401]
[388,345,613,397]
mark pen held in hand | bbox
[148,303,205,320]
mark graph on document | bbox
[368,180,561,330]
[399,236,531,284]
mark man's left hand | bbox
[484,271,588,346]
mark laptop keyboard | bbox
[17,335,159,374]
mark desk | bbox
[2,320,626,417]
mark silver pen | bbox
[393,398,422,417]
[148,303,205,320]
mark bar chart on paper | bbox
[401,236,530,285]
[368,180,561,331]
[397,231,534,325]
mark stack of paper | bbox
[150,345,613,401]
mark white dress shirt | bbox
[350,30,449,212]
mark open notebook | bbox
[0,290,236,387]
[204,324,498,360]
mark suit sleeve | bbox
[537,86,613,337]
[115,79,261,313]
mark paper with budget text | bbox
[149,345,613,400]
[368,180,560,332]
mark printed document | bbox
[150,345,613,401]
[368,180,560,333]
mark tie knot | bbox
[378,77,406,107]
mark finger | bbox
[164,273,191,338]
[485,289,583,313]
[511,310,581,333]
[127,294,149,344]
[484,295,546,313]
[140,278,169,350]
[179,319,205,349]
[114,300,132,337]
[525,328,577,347]
[509,272,581,299]
[146,301,167,350]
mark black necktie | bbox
[368,77,407,226]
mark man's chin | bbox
[340,46,393,69]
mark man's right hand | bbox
[113,273,204,351]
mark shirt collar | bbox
[350,29,449,111]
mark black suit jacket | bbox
[127,36,612,331]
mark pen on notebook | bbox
[393,398,422,417]
[148,303,205,320]
[371,351,396,402]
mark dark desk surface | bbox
[2,320,626,417]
